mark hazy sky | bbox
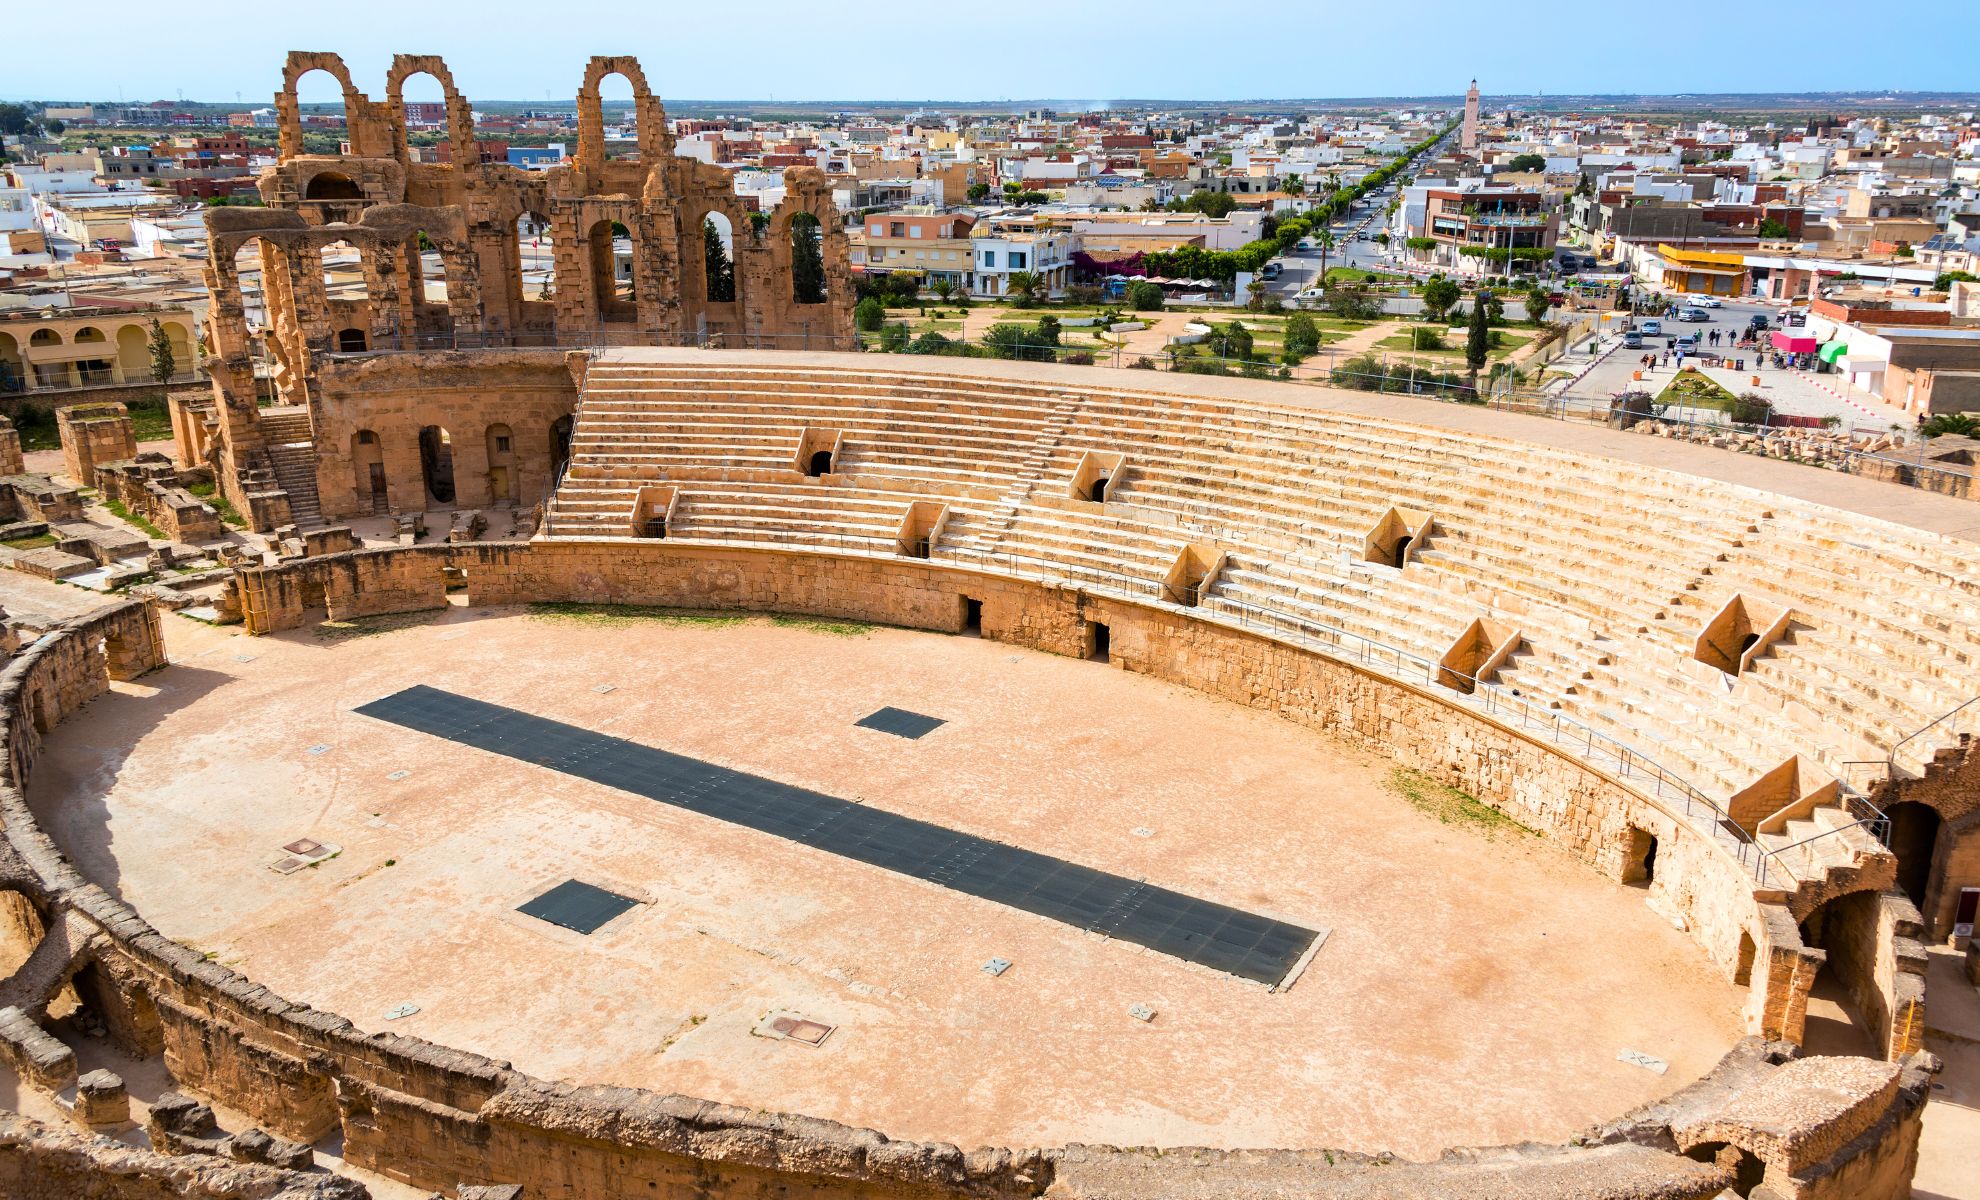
[10,0,1979,104]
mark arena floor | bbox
[28,603,1744,1158]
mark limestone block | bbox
[74,1068,129,1127]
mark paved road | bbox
[1564,298,1912,428]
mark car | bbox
[1640,318,1663,336]
[1694,296,1723,308]
[1674,335,1698,353]
[1748,314,1771,331]
[1678,307,1710,322]
[1295,287,1326,301]
[1622,330,1644,349]
[1260,262,1283,280]
[1782,309,1808,327]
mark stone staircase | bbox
[257,407,323,528]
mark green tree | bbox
[1757,217,1791,239]
[854,296,886,332]
[930,276,955,303]
[1921,412,1980,438]
[1465,294,1492,389]
[1214,320,1254,361]
[0,102,39,137]
[1005,270,1045,307]
[147,318,177,386]
[1313,230,1336,281]
[1283,312,1322,356]
[1420,277,1461,324]
[966,182,990,203]
[703,218,735,302]
[1127,280,1165,311]
[1524,285,1552,326]
[789,212,825,304]
[1282,174,1305,197]
[1503,153,1547,173]
[1934,271,1978,292]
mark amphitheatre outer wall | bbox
[0,531,1929,1198]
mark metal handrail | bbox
[1888,695,1980,778]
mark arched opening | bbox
[305,172,362,200]
[115,324,149,379]
[806,449,834,478]
[29,690,52,736]
[485,423,519,505]
[336,328,369,352]
[703,214,736,302]
[1086,620,1111,663]
[418,425,456,506]
[1797,890,1880,1056]
[588,219,635,323]
[1886,801,1941,911]
[596,71,639,161]
[71,326,113,385]
[518,211,554,303]
[961,597,984,636]
[232,237,271,331]
[0,331,22,394]
[1682,1142,1766,1197]
[1734,929,1757,987]
[320,240,368,300]
[411,230,447,307]
[789,211,825,305]
[1391,534,1412,569]
[1088,474,1110,503]
[352,430,387,514]
[27,329,60,347]
[549,415,574,479]
[1622,826,1658,885]
[395,70,448,154]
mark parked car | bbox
[1622,330,1644,349]
[1748,314,1771,331]
[1783,309,1808,327]
[1674,335,1698,353]
[1295,287,1326,302]
[1260,262,1283,280]
[1678,307,1710,323]
[1641,318,1663,336]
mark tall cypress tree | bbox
[704,218,735,302]
[1465,293,1492,391]
[789,212,825,304]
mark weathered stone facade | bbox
[192,51,855,530]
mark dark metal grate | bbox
[356,686,1318,985]
[854,706,947,739]
[516,879,639,934]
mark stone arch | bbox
[574,56,669,172]
[1884,800,1940,912]
[27,328,60,347]
[516,209,555,316]
[409,228,447,308]
[384,54,475,161]
[783,210,826,306]
[278,53,364,160]
[319,239,369,301]
[587,218,636,324]
[304,172,363,201]
[684,206,746,318]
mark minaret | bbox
[1461,79,1480,152]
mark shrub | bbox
[1410,327,1446,351]
[854,297,885,332]
[1283,312,1322,356]
[1127,280,1165,311]
[1730,392,1775,426]
[1922,412,1979,438]
[1127,355,1157,370]
[1062,351,1095,365]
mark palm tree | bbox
[1314,231,1337,284]
[1282,174,1305,198]
[930,276,955,304]
[1005,270,1044,307]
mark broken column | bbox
[75,1069,130,1128]
[54,403,137,486]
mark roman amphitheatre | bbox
[0,51,1974,1200]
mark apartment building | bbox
[852,211,978,291]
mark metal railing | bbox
[1887,695,1980,779]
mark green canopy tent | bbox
[1818,340,1848,365]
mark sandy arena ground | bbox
[27,603,1745,1159]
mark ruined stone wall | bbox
[0,563,1935,1200]
[0,1109,363,1200]
[307,350,580,518]
[54,403,137,487]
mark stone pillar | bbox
[0,415,24,476]
[55,402,138,486]
[76,1069,131,1128]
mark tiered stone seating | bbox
[545,359,1979,892]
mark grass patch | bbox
[1656,368,1737,411]
[1,533,56,550]
[1323,266,1406,284]
[186,480,248,529]
[102,498,166,540]
[1387,768,1535,838]
[527,602,874,637]
[314,608,447,641]
[769,614,872,637]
